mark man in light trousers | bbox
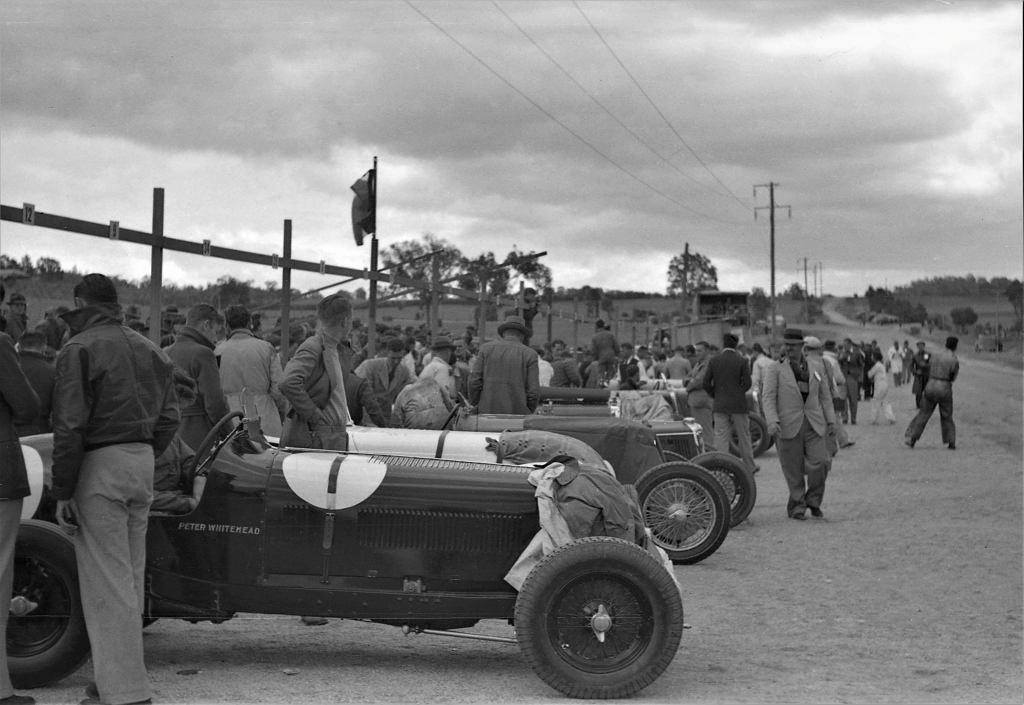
[52,274,179,705]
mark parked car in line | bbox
[13,413,684,699]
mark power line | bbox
[405,1,746,226]
[491,0,738,206]
[572,0,750,213]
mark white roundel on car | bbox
[19,446,44,521]
[281,453,387,510]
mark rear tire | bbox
[8,520,90,689]
[635,462,730,564]
[690,452,757,526]
[514,537,683,699]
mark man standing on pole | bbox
[52,274,179,705]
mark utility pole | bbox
[800,256,809,322]
[754,182,791,341]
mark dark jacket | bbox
[1,332,41,500]
[52,304,180,501]
[468,338,540,415]
[16,349,55,436]
[280,333,385,428]
[839,346,865,379]
[703,348,752,415]
[164,326,230,450]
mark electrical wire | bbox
[491,0,737,205]
[572,0,751,213]
[405,0,748,226]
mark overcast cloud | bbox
[1,0,1021,297]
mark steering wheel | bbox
[441,395,471,431]
[193,410,243,476]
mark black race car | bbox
[12,414,685,699]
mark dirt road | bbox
[22,316,1023,705]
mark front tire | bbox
[514,537,683,699]
[8,520,90,689]
[690,451,757,527]
[635,462,730,564]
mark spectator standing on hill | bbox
[37,306,70,355]
[164,303,230,451]
[762,329,835,520]
[838,338,865,424]
[216,304,287,438]
[14,331,55,436]
[469,315,539,415]
[703,333,757,474]
[684,341,715,450]
[52,273,179,705]
[867,350,896,424]
[1,283,42,705]
[910,341,931,409]
[905,336,959,449]
[355,336,411,426]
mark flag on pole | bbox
[350,168,376,246]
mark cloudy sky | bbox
[1,0,1021,298]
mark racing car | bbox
[12,413,687,699]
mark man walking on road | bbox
[703,333,757,474]
[762,329,835,521]
[838,338,865,424]
[904,336,959,449]
[52,273,179,705]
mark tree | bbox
[1005,279,1023,320]
[949,306,978,333]
[217,276,252,307]
[354,287,367,302]
[380,233,464,314]
[35,257,62,275]
[666,246,717,298]
[785,282,804,300]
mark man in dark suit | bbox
[762,328,836,520]
[703,333,756,474]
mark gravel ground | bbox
[19,318,1023,705]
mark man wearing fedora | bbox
[468,314,539,415]
[762,328,836,520]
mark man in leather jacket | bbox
[52,274,179,705]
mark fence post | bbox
[280,219,292,363]
[148,188,164,348]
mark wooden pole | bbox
[572,296,579,350]
[429,252,440,339]
[281,219,292,363]
[368,235,378,355]
[148,188,164,348]
[367,155,379,356]
[477,277,487,343]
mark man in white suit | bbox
[762,329,836,520]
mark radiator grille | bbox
[357,508,529,553]
[656,432,701,460]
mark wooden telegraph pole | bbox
[754,182,791,341]
[280,219,292,362]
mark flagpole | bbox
[367,155,379,357]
